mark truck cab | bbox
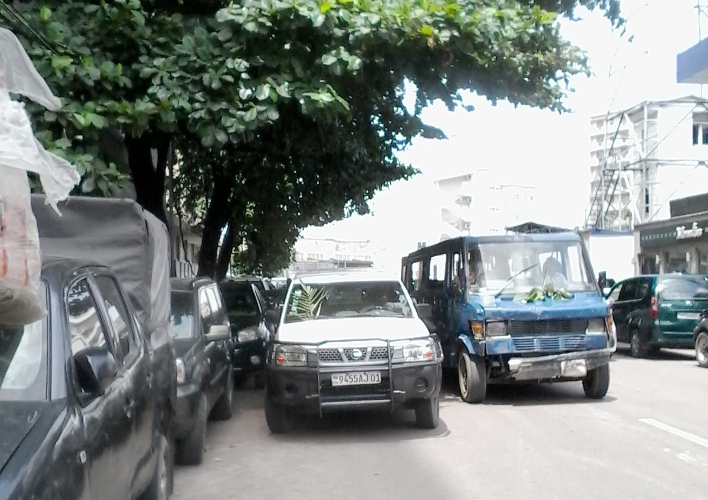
[402,233,614,403]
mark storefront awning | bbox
[677,38,708,84]
[637,211,708,248]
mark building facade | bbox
[288,237,376,274]
[435,169,537,239]
[586,96,708,231]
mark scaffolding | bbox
[585,97,708,231]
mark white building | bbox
[586,96,708,230]
[289,237,378,274]
[435,169,537,239]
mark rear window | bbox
[658,276,708,301]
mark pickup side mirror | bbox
[74,347,118,397]
[264,309,281,325]
[206,324,231,342]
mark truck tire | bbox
[696,331,708,368]
[582,363,610,399]
[630,329,650,358]
[175,393,207,466]
[210,368,234,421]
[457,350,486,404]
[264,395,293,434]
[414,396,440,429]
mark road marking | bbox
[639,418,708,449]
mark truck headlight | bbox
[587,318,606,334]
[237,327,259,343]
[274,345,308,367]
[403,340,435,362]
[175,358,186,385]
[485,321,507,337]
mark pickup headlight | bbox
[274,345,308,367]
[237,327,259,343]
[587,318,606,334]
[403,340,435,362]
[485,321,507,337]
[175,358,186,385]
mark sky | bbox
[301,0,707,271]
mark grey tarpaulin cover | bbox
[30,195,172,345]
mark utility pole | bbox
[697,0,706,96]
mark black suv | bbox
[170,278,234,465]
[0,258,170,499]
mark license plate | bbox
[677,312,700,320]
[331,372,381,387]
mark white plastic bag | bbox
[0,28,80,326]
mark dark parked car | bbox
[219,280,276,388]
[170,278,234,465]
[0,257,169,499]
[605,274,708,357]
[691,311,708,368]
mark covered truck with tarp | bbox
[30,194,176,439]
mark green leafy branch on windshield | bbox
[292,285,330,319]
[515,284,573,303]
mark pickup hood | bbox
[277,317,430,344]
[479,292,609,321]
[0,401,59,475]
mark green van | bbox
[605,274,708,357]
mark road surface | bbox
[174,348,706,500]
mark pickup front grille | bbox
[317,347,392,364]
[507,319,588,336]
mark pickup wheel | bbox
[582,363,610,399]
[458,350,486,404]
[696,331,708,368]
[210,368,234,421]
[175,393,207,466]
[264,395,293,434]
[630,329,650,358]
[414,396,440,429]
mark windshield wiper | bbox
[494,263,539,298]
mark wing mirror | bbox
[206,324,231,342]
[73,347,118,398]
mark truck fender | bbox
[455,334,484,359]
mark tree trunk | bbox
[125,132,170,223]
[215,218,238,281]
[197,179,232,278]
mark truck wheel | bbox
[457,350,486,404]
[210,368,234,421]
[414,396,440,429]
[175,393,207,466]
[630,330,650,358]
[582,363,610,399]
[140,433,169,500]
[264,395,293,434]
[696,331,708,368]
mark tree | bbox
[2,0,622,277]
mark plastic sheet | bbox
[0,28,80,326]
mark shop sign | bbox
[676,222,704,240]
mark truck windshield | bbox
[284,280,414,323]
[466,240,595,296]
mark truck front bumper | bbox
[506,348,612,382]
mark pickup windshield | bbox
[284,280,414,323]
[466,240,595,296]
[0,282,48,401]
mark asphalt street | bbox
[173,348,707,500]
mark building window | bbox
[692,113,708,145]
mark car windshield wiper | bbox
[494,263,539,298]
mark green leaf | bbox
[217,29,233,42]
[321,54,337,66]
[52,55,73,71]
[214,129,228,144]
[81,177,95,193]
[319,1,333,14]
[243,107,258,122]
[255,84,270,101]
[54,137,72,149]
[420,25,435,36]
[39,6,51,23]
[266,108,280,121]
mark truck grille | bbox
[507,319,588,336]
[317,347,392,364]
[513,335,586,353]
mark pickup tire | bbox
[630,329,650,358]
[176,393,207,466]
[458,350,486,404]
[210,368,234,421]
[582,363,610,399]
[696,331,708,368]
[264,396,293,434]
[415,396,440,429]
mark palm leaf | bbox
[293,285,330,318]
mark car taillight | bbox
[650,295,659,319]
